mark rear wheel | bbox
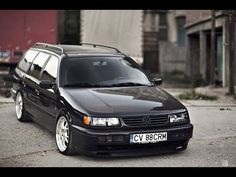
[56,115,76,155]
[15,92,31,122]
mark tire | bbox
[15,91,31,122]
[55,115,76,155]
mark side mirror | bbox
[39,80,55,89]
[152,78,162,85]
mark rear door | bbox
[25,52,50,124]
[14,49,39,113]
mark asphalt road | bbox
[0,103,236,167]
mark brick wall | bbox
[185,10,211,24]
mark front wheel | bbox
[55,115,76,155]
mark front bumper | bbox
[71,123,193,157]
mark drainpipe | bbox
[229,10,235,94]
[210,10,216,86]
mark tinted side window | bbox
[17,50,39,72]
[40,56,58,81]
[28,52,49,79]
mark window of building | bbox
[159,28,168,41]
[159,12,168,41]
[159,13,167,26]
[176,16,186,47]
[60,10,81,44]
[28,52,50,79]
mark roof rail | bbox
[79,43,121,53]
[33,43,64,54]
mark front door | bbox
[38,55,59,132]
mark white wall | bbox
[81,10,143,64]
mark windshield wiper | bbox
[63,83,104,88]
[63,82,150,88]
[110,82,149,87]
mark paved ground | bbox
[0,91,236,167]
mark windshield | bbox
[60,56,152,87]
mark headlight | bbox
[91,118,107,126]
[83,116,120,126]
[169,113,187,123]
[106,118,120,126]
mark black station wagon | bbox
[11,43,193,157]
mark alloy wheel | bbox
[56,116,70,152]
[16,92,23,119]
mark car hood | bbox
[60,86,186,116]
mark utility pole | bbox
[210,10,216,86]
[229,10,235,94]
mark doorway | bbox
[58,10,81,45]
[215,34,223,85]
[205,28,223,86]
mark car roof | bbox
[31,43,126,57]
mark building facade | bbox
[2,10,234,88]
[142,10,188,75]
[185,10,236,87]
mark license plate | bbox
[130,132,167,144]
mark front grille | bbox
[122,114,169,127]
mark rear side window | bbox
[17,50,39,72]
[28,52,50,79]
[40,56,58,81]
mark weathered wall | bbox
[81,10,143,64]
[143,12,159,32]
[159,41,187,73]
[185,10,211,24]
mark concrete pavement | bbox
[0,88,236,167]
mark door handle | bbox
[35,89,40,96]
[22,75,26,87]
[22,82,26,87]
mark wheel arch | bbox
[57,108,72,123]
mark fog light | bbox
[98,136,106,143]
[176,146,183,149]
[112,135,124,143]
[106,136,112,143]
